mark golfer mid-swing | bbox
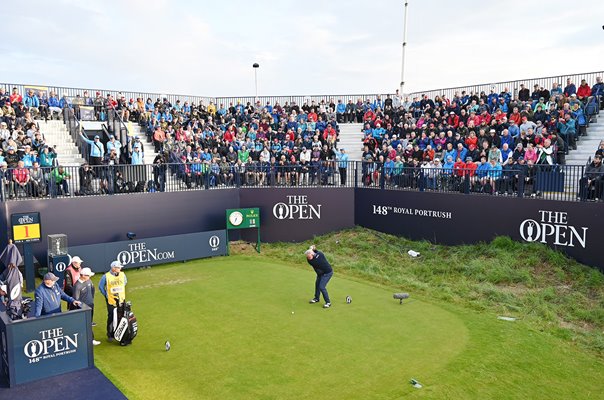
[305,245,333,308]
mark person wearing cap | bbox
[336,147,349,186]
[99,261,128,341]
[79,131,105,165]
[64,256,83,299]
[34,272,81,317]
[73,267,101,345]
[106,135,122,159]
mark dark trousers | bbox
[314,272,333,303]
[106,302,117,338]
[339,167,347,185]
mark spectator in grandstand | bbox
[306,245,333,308]
[564,78,576,97]
[12,160,30,198]
[30,161,45,197]
[79,162,97,195]
[80,133,105,165]
[557,113,577,150]
[577,79,591,103]
[23,89,40,117]
[39,145,57,170]
[579,154,603,201]
[99,260,127,342]
[106,135,122,159]
[9,88,22,105]
[34,272,80,317]
[47,92,62,119]
[50,165,70,196]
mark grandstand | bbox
[0,71,603,201]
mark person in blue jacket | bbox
[34,272,81,317]
[306,245,334,308]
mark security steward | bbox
[99,260,127,342]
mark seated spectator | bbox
[576,79,591,103]
[50,166,71,196]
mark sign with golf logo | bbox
[226,208,260,230]
[11,212,42,243]
[225,208,261,253]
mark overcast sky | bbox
[2,0,602,97]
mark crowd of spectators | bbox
[356,77,603,196]
[0,75,602,199]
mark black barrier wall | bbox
[1,188,603,272]
[239,188,355,243]
[355,189,604,272]
[2,190,239,268]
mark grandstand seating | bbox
[0,73,603,201]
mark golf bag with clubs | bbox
[112,297,138,346]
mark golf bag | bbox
[113,298,138,345]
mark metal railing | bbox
[1,162,602,203]
[62,107,89,163]
[3,71,602,108]
[406,71,604,101]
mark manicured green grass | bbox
[92,258,468,399]
[90,229,604,399]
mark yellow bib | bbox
[105,271,126,306]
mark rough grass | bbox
[237,227,604,355]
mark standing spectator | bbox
[73,267,101,346]
[306,245,333,308]
[336,148,349,185]
[34,272,80,317]
[80,133,105,165]
[99,261,127,342]
[518,84,530,102]
[63,256,83,299]
[578,154,603,201]
[106,135,122,159]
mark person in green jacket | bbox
[50,165,71,196]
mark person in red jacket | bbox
[577,79,591,103]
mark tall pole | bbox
[253,63,260,101]
[400,0,409,94]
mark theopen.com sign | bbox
[519,210,588,248]
[68,230,228,272]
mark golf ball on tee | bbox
[292,311,295,314]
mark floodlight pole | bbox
[400,0,409,94]
[253,63,260,101]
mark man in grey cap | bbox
[34,272,81,317]
[99,260,128,341]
